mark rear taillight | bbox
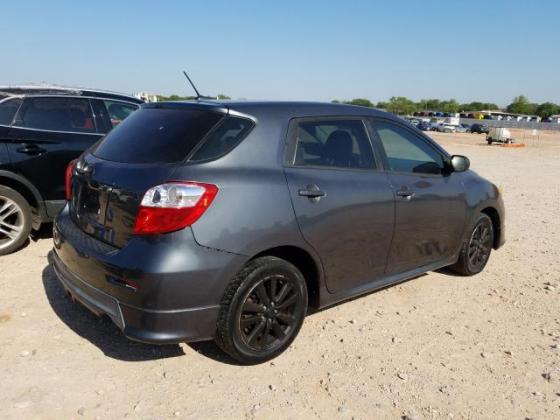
[133,182,218,235]
[65,160,76,201]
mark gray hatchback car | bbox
[52,101,505,364]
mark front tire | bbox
[0,186,32,255]
[449,214,494,276]
[215,256,308,364]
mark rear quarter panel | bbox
[176,113,314,258]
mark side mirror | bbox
[450,155,470,172]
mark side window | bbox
[371,121,445,174]
[103,100,138,127]
[292,119,375,169]
[17,97,95,133]
[0,98,22,125]
[189,116,254,162]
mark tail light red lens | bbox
[65,160,76,201]
[133,182,218,235]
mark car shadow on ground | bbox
[42,253,185,362]
[435,267,464,277]
[186,342,241,365]
[31,222,53,241]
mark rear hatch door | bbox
[70,156,178,247]
[69,104,226,248]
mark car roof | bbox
[0,85,143,104]
[145,100,399,121]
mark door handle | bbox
[396,189,415,199]
[298,184,326,201]
[16,144,47,155]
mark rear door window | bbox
[93,108,223,163]
[17,97,95,133]
[0,98,22,125]
[291,119,376,170]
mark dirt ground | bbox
[1,130,559,420]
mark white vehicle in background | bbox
[487,127,514,144]
[438,123,457,133]
[444,115,460,126]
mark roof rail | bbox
[0,84,141,102]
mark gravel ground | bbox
[1,131,559,419]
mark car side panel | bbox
[385,171,467,274]
[176,115,313,258]
[0,127,10,164]
[5,126,102,201]
[461,170,505,248]
[184,164,311,257]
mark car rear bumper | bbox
[52,206,247,344]
[51,251,220,343]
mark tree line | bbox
[332,95,560,118]
[154,94,559,119]
[156,93,231,101]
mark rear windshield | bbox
[93,108,224,163]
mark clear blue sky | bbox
[2,0,558,106]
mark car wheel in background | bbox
[215,256,308,364]
[0,186,32,255]
[449,213,494,276]
[487,137,493,145]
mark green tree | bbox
[440,99,460,113]
[217,94,231,100]
[385,96,416,115]
[157,94,195,101]
[346,98,374,107]
[535,102,559,118]
[460,102,500,111]
[425,99,442,111]
[506,95,537,115]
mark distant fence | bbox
[459,118,560,132]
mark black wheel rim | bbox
[467,221,492,270]
[237,274,301,352]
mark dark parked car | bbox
[470,123,489,134]
[52,101,505,364]
[417,122,430,131]
[0,86,142,254]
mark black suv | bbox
[470,123,490,134]
[0,86,142,254]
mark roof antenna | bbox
[182,70,213,100]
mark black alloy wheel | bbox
[449,213,494,276]
[216,256,308,364]
[237,273,300,352]
[467,218,493,272]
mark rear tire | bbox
[449,214,493,276]
[487,137,493,145]
[0,186,32,255]
[215,256,308,364]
